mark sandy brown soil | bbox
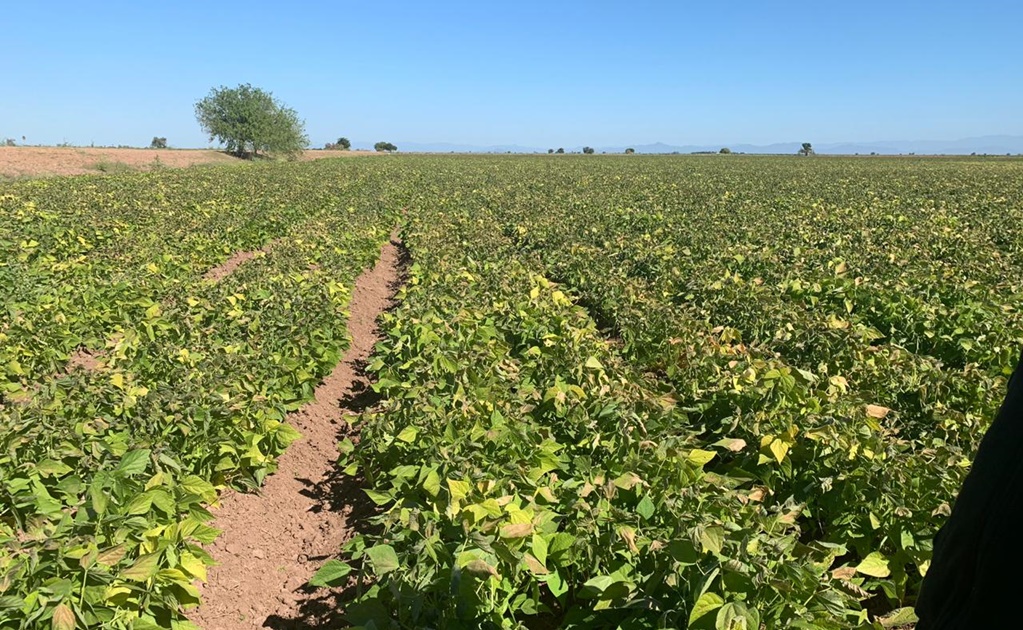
[202,239,283,282]
[0,147,378,179]
[190,234,403,630]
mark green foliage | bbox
[0,161,396,627]
[150,137,167,149]
[4,155,1023,628]
[719,147,731,154]
[799,142,815,156]
[374,141,397,153]
[333,155,1023,628]
[625,148,635,154]
[194,84,308,159]
[583,146,595,154]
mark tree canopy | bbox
[798,142,814,156]
[325,137,351,150]
[194,84,308,159]
[582,146,595,154]
[374,141,397,152]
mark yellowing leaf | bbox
[686,449,717,466]
[613,472,643,490]
[855,552,891,578]
[396,426,418,443]
[768,439,790,463]
[447,479,471,501]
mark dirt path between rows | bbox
[191,234,403,629]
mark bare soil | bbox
[190,234,404,630]
[66,348,101,372]
[202,240,282,282]
[0,147,378,179]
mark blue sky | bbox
[2,1,1021,148]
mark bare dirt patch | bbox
[203,239,282,282]
[66,348,101,372]
[0,147,380,179]
[0,147,240,178]
[190,234,404,630]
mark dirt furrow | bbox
[190,234,403,629]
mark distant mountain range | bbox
[349,135,1023,155]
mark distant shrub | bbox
[582,146,595,154]
[150,137,168,149]
[374,141,397,152]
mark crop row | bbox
[342,156,1023,628]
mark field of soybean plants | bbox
[2,155,1022,629]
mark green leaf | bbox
[636,494,655,520]
[179,475,214,499]
[396,426,418,443]
[121,553,161,581]
[855,552,891,578]
[689,592,724,626]
[365,544,399,575]
[716,602,759,630]
[700,527,724,555]
[532,534,549,567]
[308,560,353,587]
[363,489,392,506]
[124,493,153,515]
[879,607,919,628]
[422,469,441,497]
[116,450,150,477]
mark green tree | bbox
[150,137,168,149]
[194,84,308,159]
[336,137,351,150]
[374,141,397,152]
[624,148,635,154]
[582,146,595,154]
[555,147,565,154]
[798,142,814,156]
[719,147,731,154]
[548,148,554,154]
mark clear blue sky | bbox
[2,0,1020,148]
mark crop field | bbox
[2,155,1022,629]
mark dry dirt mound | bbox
[190,235,403,630]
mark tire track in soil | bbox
[190,233,404,629]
